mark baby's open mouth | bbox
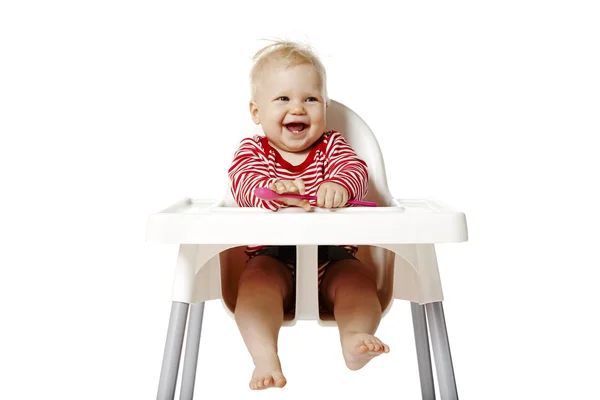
[285,123,308,133]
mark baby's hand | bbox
[268,178,311,211]
[317,182,349,209]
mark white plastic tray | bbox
[146,198,468,245]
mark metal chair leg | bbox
[426,302,458,400]
[179,302,206,400]
[157,302,190,400]
[411,302,436,400]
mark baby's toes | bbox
[374,339,387,352]
[253,377,267,389]
[356,341,369,354]
[364,340,376,352]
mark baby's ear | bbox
[249,100,260,124]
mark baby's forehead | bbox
[251,57,325,99]
[255,60,320,85]
[257,58,300,77]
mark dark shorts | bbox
[247,245,358,310]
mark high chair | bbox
[146,100,468,400]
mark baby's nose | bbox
[289,104,306,114]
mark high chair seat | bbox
[146,100,468,400]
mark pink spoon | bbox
[254,187,377,207]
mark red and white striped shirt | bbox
[228,130,369,256]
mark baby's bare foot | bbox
[341,332,390,371]
[249,354,287,390]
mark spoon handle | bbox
[278,193,377,207]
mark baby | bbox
[228,40,389,390]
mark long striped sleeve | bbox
[323,131,369,201]
[228,138,284,211]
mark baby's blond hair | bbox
[250,39,328,103]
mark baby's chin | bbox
[264,126,323,152]
[281,134,321,152]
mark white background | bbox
[1,1,599,399]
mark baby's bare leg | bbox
[234,256,293,389]
[320,259,390,370]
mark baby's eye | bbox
[306,97,318,102]
[277,96,289,101]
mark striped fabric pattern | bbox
[228,130,369,257]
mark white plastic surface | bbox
[145,100,468,326]
[146,197,467,244]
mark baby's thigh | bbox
[239,255,294,302]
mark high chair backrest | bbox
[222,99,393,206]
[324,100,392,206]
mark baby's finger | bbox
[341,190,348,207]
[284,181,299,193]
[294,178,306,195]
[275,181,286,194]
[317,185,327,207]
[299,200,311,211]
[333,190,344,208]
[286,198,311,211]
[325,189,334,208]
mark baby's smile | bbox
[284,122,309,135]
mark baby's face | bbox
[250,62,327,153]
